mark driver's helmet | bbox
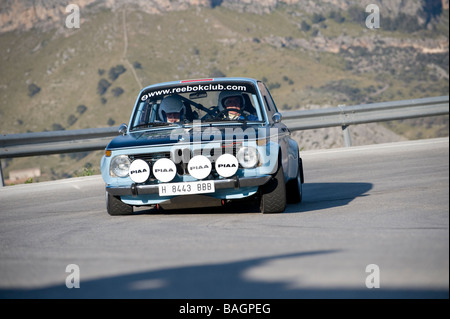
[218,91,245,112]
[159,95,186,122]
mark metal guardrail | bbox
[281,95,449,130]
[281,95,449,148]
[0,127,117,158]
[0,95,449,186]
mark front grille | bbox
[129,152,171,163]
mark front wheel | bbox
[286,158,303,204]
[259,165,286,214]
[106,192,133,216]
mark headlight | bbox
[237,147,259,168]
[110,155,131,177]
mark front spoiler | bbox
[106,175,272,197]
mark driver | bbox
[159,95,186,123]
[218,91,258,121]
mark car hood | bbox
[106,124,268,150]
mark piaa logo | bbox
[153,158,176,182]
[188,155,212,180]
[215,154,238,178]
[129,159,150,183]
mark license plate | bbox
[158,181,215,196]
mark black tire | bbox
[259,164,287,214]
[286,158,303,204]
[106,192,133,216]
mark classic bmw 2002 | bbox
[101,78,303,215]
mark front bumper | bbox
[106,175,271,197]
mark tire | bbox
[286,158,303,204]
[259,164,287,214]
[106,192,133,216]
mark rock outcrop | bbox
[1,0,446,33]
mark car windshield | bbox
[130,81,264,131]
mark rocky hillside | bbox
[1,0,448,33]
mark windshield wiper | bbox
[234,118,263,123]
[202,117,228,123]
[202,118,263,124]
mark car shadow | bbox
[134,182,373,215]
[285,182,373,214]
[0,249,445,299]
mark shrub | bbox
[76,163,95,177]
[108,65,126,81]
[133,61,142,69]
[329,11,345,23]
[67,114,78,126]
[111,87,124,97]
[268,82,281,90]
[301,20,311,31]
[28,83,41,97]
[51,123,65,131]
[348,6,365,24]
[76,104,87,114]
[312,13,326,24]
[97,79,111,95]
[282,76,294,85]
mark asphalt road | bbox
[0,138,448,299]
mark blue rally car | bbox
[101,78,304,215]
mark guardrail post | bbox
[342,125,352,147]
[0,160,4,187]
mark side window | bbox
[258,81,278,118]
[131,102,147,127]
[264,84,279,113]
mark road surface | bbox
[0,138,448,298]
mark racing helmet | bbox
[218,91,245,112]
[158,95,186,122]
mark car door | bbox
[257,81,296,179]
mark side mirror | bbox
[118,123,128,135]
[272,112,282,124]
